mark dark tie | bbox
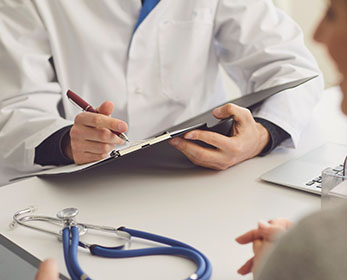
[134,0,160,32]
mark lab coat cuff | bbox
[255,118,290,156]
[35,125,74,166]
[252,110,299,149]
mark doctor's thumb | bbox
[96,101,115,116]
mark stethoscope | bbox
[11,207,212,280]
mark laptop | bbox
[261,142,347,195]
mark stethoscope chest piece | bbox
[57,208,79,226]
[57,208,79,220]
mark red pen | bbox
[66,90,129,142]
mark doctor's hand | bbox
[169,104,270,170]
[236,219,293,276]
[62,101,128,165]
[35,259,59,280]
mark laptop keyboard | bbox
[305,164,345,190]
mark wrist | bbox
[35,125,74,166]
[61,131,73,161]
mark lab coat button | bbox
[135,88,142,94]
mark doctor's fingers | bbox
[213,103,253,124]
[169,138,232,170]
[73,150,110,165]
[183,130,232,151]
[183,128,256,162]
[70,124,124,145]
[95,101,114,116]
[71,140,115,155]
[74,112,128,133]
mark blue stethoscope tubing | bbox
[62,226,91,280]
[62,226,212,280]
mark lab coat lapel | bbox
[133,0,162,33]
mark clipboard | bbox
[13,76,317,179]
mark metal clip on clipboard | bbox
[109,121,218,158]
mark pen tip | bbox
[120,133,129,142]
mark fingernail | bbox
[118,123,126,131]
[184,132,195,140]
[170,138,181,146]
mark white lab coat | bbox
[0,0,323,172]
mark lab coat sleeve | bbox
[214,0,324,147]
[0,1,73,171]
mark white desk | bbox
[0,87,346,280]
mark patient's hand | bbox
[169,103,270,170]
[236,218,293,276]
[35,259,59,280]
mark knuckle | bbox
[243,107,251,114]
[100,153,109,160]
[179,140,187,150]
[190,131,200,139]
[112,120,121,132]
[206,134,216,145]
[73,154,85,165]
[71,142,82,153]
[69,127,79,140]
[70,141,77,151]
[100,144,111,154]
[98,129,110,142]
[115,137,124,145]
[92,154,105,162]
[90,155,104,163]
[242,108,253,121]
[93,115,103,127]
[195,131,204,140]
[74,113,84,124]
[225,103,234,114]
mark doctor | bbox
[0,0,322,172]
